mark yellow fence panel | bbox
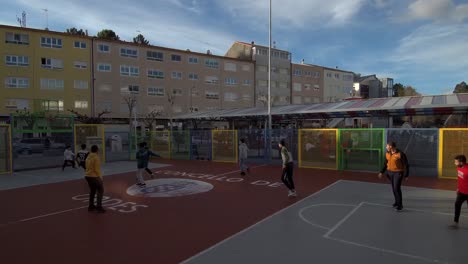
[299,129,338,170]
[212,130,238,163]
[439,129,468,179]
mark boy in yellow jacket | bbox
[85,145,105,213]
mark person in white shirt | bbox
[62,146,76,170]
[239,139,250,176]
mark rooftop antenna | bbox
[42,8,48,30]
[16,11,26,27]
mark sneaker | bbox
[137,182,146,187]
[96,207,106,213]
[449,223,459,229]
[240,172,246,176]
[288,190,297,197]
[150,174,154,179]
[88,206,96,212]
[394,207,403,212]
[392,203,397,208]
[246,167,250,174]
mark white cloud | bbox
[217,0,366,29]
[406,0,468,22]
[388,23,468,72]
[5,0,237,55]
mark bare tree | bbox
[167,91,176,133]
[141,110,162,130]
[257,92,276,108]
[123,94,138,134]
[68,109,110,124]
[14,109,35,129]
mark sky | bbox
[1,0,467,95]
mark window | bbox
[41,58,64,69]
[121,85,139,94]
[120,48,138,58]
[326,73,332,78]
[257,65,267,72]
[40,79,64,90]
[280,68,289,75]
[74,41,86,49]
[98,102,112,112]
[120,65,139,76]
[313,84,320,91]
[74,100,88,109]
[41,37,62,48]
[172,89,183,96]
[334,73,340,79]
[313,72,321,78]
[224,93,238,102]
[255,48,268,56]
[5,77,29,88]
[293,96,302,104]
[342,74,353,81]
[98,63,111,72]
[42,100,64,111]
[271,66,278,73]
[147,69,164,79]
[279,82,288,89]
[206,92,219,99]
[147,51,164,61]
[258,80,267,87]
[74,80,88,89]
[242,94,252,101]
[148,87,165,96]
[280,52,290,60]
[225,78,238,86]
[188,57,199,64]
[305,71,312,77]
[242,65,250,71]
[4,99,29,110]
[205,76,219,84]
[304,84,312,90]
[5,32,29,45]
[243,80,252,86]
[205,59,219,69]
[74,61,87,69]
[5,55,29,66]
[224,62,237,72]
[272,51,280,58]
[294,69,302,76]
[98,44,110,53]
[172,71,182,80]
[171,54,182,62]
[188,73,199,80]
[293,83,302,92]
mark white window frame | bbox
[74,41,87,49]
[224,62,237,72]
[5,77,29,88]
[74,100,89,109]
[97,63,111,72]
[148,87,165,96]
[74,80,89,89]
[41,58,64,70]
[205,59,219,69]
[205,76,219,84]
[188,57,199,64]
[40,78,64,90]
[188,73,199,80]
[98,44,110,53]
[74,61,87,69]
[5,32,29,45]
[147,51,164,61]
[171,71,182,80]
[225,78,238,86]
[120,48,138,58]
[41,37,63,48]
[243,80,252,86]
[5,55,29,66]
[171,54,182,62]
[172,89,183,96]
[148,69,164,79]
[205,91,219,99]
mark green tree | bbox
[96,29,120,41]
[66,27,86,36]
[393,83,420,97]
[453,81,468,93]
[133,34,149,45]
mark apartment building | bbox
[291,62,324,104]
[93,40,255,119]
[379,77,394,97]
[226,41,291,107]
[323,67,354,102]
[0,25,92,118]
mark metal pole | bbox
[268,0,272,160]
[133,106,138,152]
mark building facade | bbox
[323,68,354,102]
[226,41,291,107]
[93,40,255,119]
[291,63,324,104]
[0,25,92,118]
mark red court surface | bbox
[0,160,457,264]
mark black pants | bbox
[62,160,75,170]
[85,177,104,208]
[78,161,86,170]
[454,192,468,223]
[281,162,295,190]
[388,171,404,208]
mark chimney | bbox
[207,50,211,55]
[251,41,254,46]
[301,59,305,64]
[85,29,88,36]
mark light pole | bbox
[267,0,272,159]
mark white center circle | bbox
[126,178,214,198]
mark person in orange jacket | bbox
[378,141,409,212]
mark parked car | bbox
[19,138,66,153]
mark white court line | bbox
[298,203,357,231]
[2,164,268,227]
[363,202,468,218]
[180,180,344,264]
[325,236,444,263]
[323,202,363,238]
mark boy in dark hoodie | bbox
[136,142,160,187]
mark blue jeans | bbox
[239,158,248,172]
